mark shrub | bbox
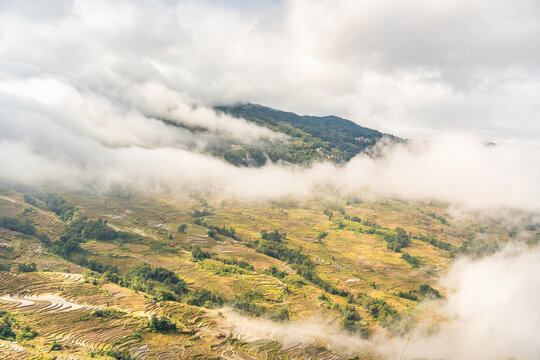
[50,339,61,351]
[419,284,441,298]
[364,298,396,323]
[384,227,410,252]
[264,265,287,279]
[186,289,224,308]
[233,297,267,317]
[17,262,37,273]
[191,245,211,261]
[190,209,213,218]
[18,325,38,340]
[401,252,420,268]
[0,312,15,340]
[149,315,176,332]
[260,230,286,242]
[270,308,290,322]
[317,231,328,242]
[39,193,76,221]
[396,291,418,301]
[0,217,35,235]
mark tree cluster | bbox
[0,217,35,236]
[256,230,348,297]
[384,227,410,252]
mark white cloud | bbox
[1,0,540,138]
[387,243,540,360]
[1,0,539,212]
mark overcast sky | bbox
[1,0,540,140]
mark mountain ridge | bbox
[212,103,402,166]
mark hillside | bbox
[0,186,506,359]
[217,104,397,150]
[191,104,401,167]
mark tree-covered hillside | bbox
[213,103,402,166]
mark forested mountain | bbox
[211,103,402,166]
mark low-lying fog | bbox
[221,244,540,360]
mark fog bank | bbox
[221,244,540,360]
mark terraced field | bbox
[0,186,507,359]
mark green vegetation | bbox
[105,349,133,360]
[418,234,455,252]
[92,308,126,319]
[0,311,16,340]
[256,229,348,296]
[0,311,37,342]
[233,290,268,317]
[339,304,368,336]
[212,256,254,270]
[401,252,420,268]
[396,291,418,301]
[260,229,286,242]
[0,186,501,359]
[419,284,442,298]
[264,265,287,279]
[0,216,35,235]
[214,103,400,166]
[363,298,397,325]
[190,208,214,218]
[83,259,119,274]
[317,231,328,242]
[30,193,77,221]
[123,263,188,301]
[18,324,38,340]
[149,315,176,332]
[200,222,238,240]
[454,236,500,258]
[50,339,62,351]
[17,262,37,272]
[191,245,211,261]
[37,204,138,265]
[422,210,447,224]
[384,227,410,252]
[186,289,224,308]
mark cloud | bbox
[338,135,540,212]
[1,0,540,139]
[220,309,373,354]
[1,32,540,212]
[387,243,540,360]
[2,88,540,213]
[1,70,539,212]
[220,243,540,360]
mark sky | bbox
[1,0,540,140]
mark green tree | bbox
[149,315,176,332]
[17,262,37,273]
